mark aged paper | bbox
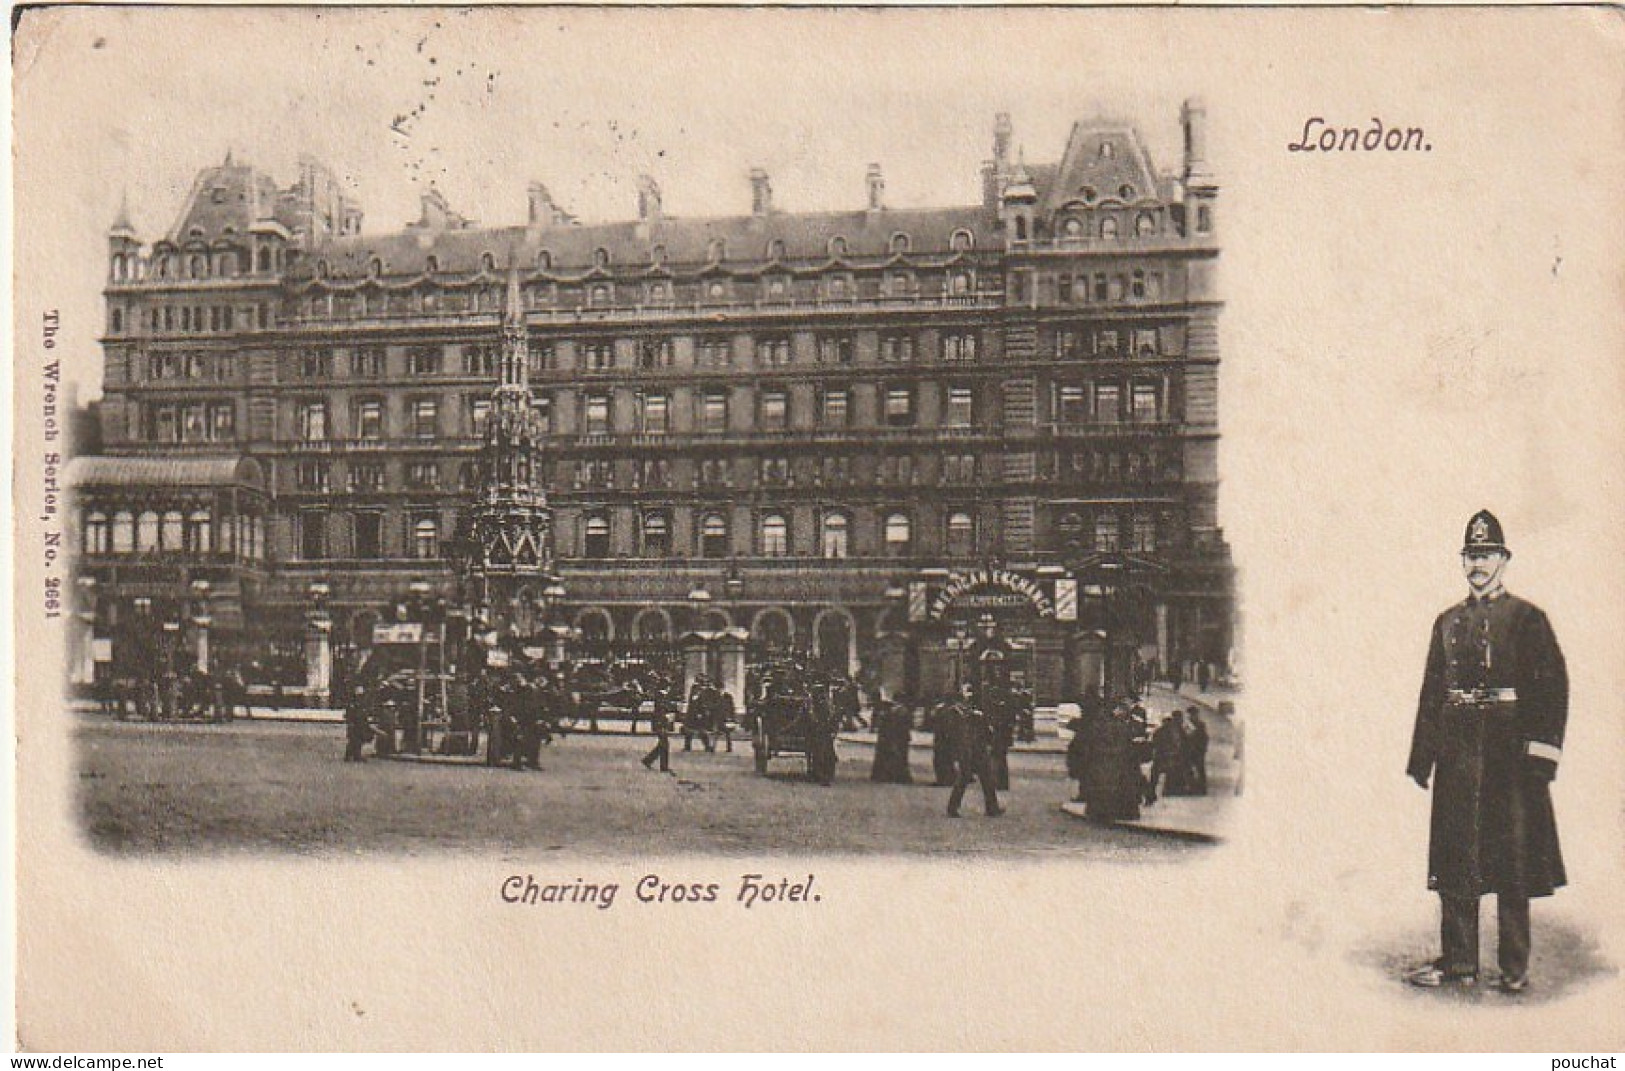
[12,5,1625,1051]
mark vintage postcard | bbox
[10,4,1625,1051]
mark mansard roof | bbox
[290,204,998,282]
[1039,121,1168,213]
[164,159,282,245]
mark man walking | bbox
[947,687,1004,818]
[1405,510,1568,994]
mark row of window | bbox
[282,332,981,383]
[573,510,963,561]
[110,245,288,283]
[80,509,265,560]
[294,268,984,322]
[115,303,273,336]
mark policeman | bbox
[1405,510,1568,994]
[807,683,839,786]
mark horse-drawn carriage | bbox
[750,690,817,776]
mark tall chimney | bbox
[1181,98,1213,185]
[527,182,557,227]
[993,112,1013,173]
[637,175,663,223]
[866,164,885,212]
[749,168,772,216]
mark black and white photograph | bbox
[10,4,1625,1053]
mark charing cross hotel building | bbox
[68,102,1234,709]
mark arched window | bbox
[641,512,670,558]
[707,238,726,263]
[760,513,789,558]
[1063,216,1084,237]
[1136,212,1156,237]
[821,513,849,559]
[413,517,439,560]
[635,610,670,642]
[766,239,785,261]
[577,608,613,643]
[1119,184,1136,200]
[537,250,553,270]
[187,510,212,555]
[700,513,729,559]
[754,609,793,651]
[827,236,848,257]
[883,512,911,556]
[481,252,497,272]
[159,510,182,552]
[424,255,439,274]
[946,512,975,557]
[889,233,911,255]
[950,229,975,252]
[582,513,611,559]
[83,512,109,555]
[592,247,610,268]
[189,254,207,278]
[112,511,134,553]
[137,511,160,553]
[1100,217,1119,239]
[949,272,972,296]
[589,283,611,306]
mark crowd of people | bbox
[1064,692,1211,822]
[94,663,252,723]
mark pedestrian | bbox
[344,681,373,763]
[1147,710,1186,804]
[869,697,913,784]
[714,685,736,753]
[1184,707,1210,796]
[1082,699,1141,823]
[641,688,674,774]
[1404,510,1568,994]
[986,685,1015,792]
[683,677,714,753]
[1064,713,1092,803]
[808,685,839,786]
[947,689,1003,818]
[929,696,961,787]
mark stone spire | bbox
[457,261,555,636]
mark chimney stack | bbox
[749,168,773,216]
[866,164,885,212]
[527,182,556,227]
[637,175,663,223]
[993,112,1013,172]
[1181,98,1213,186]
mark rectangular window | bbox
[820,456,851,486]
[1095,514,1121,553]
[153,406,178,443]
[640,393,669,434]
[1131,383,1159,423]
[349,462,385,493]
[1058,275,1073,303]
[213,354,237,381]
[943,332,978,363]
[1096,330,1121,357]
[407,346,441,376]
[817,335,853,365]
[354,400,383,441]
[1108,276,1126,302]
[760,390,789,431]
[884,387,914,427]
[210,404,236,441]
[180,405,207,443]
[584,394,611,436]
[698,458,731,489]
[1131,514,1158,553]
[354,513,383,560]
[946,386,974,427]
[351,347,385,377]
[462,344,497,376]
[412,399,438,439]
[697,338,731,368]
[944,454,977,483]
[760,457,791,486]
[532,393,552,434]
[470,398,492,436]
[639,339,673,369]
[408,462,440,489]
[757,337,791,367]
[1058,385,1088,425]
[298,402,328,442]
[880,334,915,364]
[821,389,849,428]
[1095,385,1121,423]
[583,341,614,370]
[300,512,327,560]
[528,342,556,376]
[701,392,729,434]
[1134,329,1159,358]
[412,516,439,560]
[296,460,330,492]
[298,350,331,378]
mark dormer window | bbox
[1119,184,1136,200]
[950,229,974,252]
[889,233,911,255]
[767,238,785,261]
[1099,141,1115,159]
[481,252,496,272]
[1081,186,1097,203]
[650,244,666,266]
[425,255,439,274]
[1063,217,1084,237]
[707,238,726,263]
[536,250,553,270]
[1136,212,1157,237]
[593,247,610,268]
[210,188,227,204]
[1100,217,1119,240]
[828,236,848,257]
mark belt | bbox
[1446,687,1517,704]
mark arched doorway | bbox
[751,607,794,655]
[814,608,854,676]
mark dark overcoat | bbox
[1084,713,1141,821]
[1407,593,1568,898]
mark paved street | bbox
[75,714,1208,858]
